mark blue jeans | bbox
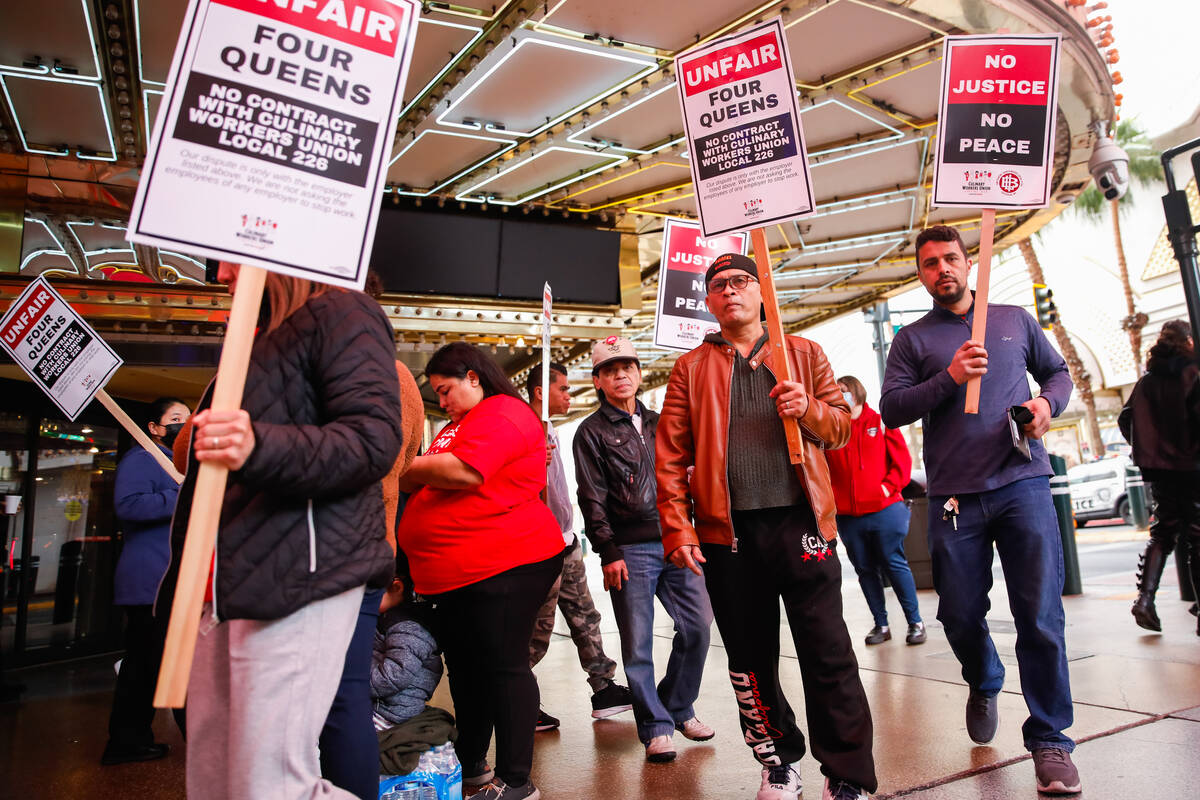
[319,587,383,799]
[608,540,713,743]
[928,476,1075,752]
[838,503,922,628]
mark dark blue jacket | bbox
[880,299,1072,497]
[113,444,178,606]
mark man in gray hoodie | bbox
[881,225,1079,796]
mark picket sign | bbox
[154,266,265,708]
[541,283,552,425]
[540,283,552,501]
[0,275,181,481]
[750,228,804,465]
[146,0,421,709]
[931,33,1061,413]
[675,18,814,463]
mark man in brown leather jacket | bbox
[656,253,876,800]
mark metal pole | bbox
[1159,141,1200,603]
[1049,454,1082,596]
[866,299,891,390]
[13,412,38,654]
[1160,141,1200,362]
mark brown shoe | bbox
[1032,748,1081,794]
[645,734,676,763]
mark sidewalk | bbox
[2,546,1197,799]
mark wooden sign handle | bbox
[751,227,805,466]
[95,389,183,484]
[154,265,266,708]
[964,209,996,415]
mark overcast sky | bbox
[1103,0,1200,137]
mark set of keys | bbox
[942,497,960,530]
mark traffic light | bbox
[1033,284,1058,329]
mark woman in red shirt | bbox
[397,342,565,800]
[826,375,926,646]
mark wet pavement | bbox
[2,523,1197,799]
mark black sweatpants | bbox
[427,552,564,787]
[701,505,877,792]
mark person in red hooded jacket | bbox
[826,375,925,646]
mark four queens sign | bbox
[675,17,815,237]
[932,34,1062,208]
[127,0,421,289]
[0,277,122,420]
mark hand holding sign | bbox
[932,34,1061,413]
[192,408,256,471]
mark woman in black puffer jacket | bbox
[1118,319,1200,636]
[158,263,403,799]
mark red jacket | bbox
[825,403,912,517]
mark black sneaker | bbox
[535,709,560,731]
[864,625,891,645]
[473,778,541,800]
[590,680,634,719]
[965,688,999,744]
[100,741,169,766]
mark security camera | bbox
[1088,133,1130,201]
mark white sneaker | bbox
[675,716,715,741]
[757,763,802,800]
[645,734,676,763]
[821,777,869,799]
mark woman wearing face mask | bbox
[102,397,190,765]
[825,376,926,646]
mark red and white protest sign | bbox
[127,0,421,289]
[932,34,1061,208]
[0,277,122,420]
[654,218,748,352]
[675,18,815,237]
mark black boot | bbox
[1185,538,1200,637]
[1132,539,1168,632]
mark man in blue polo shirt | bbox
[880,225,1080,796]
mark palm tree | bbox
[1072,120,1163,373]
[1018,238,1105,459]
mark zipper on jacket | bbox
[724,351,737,552]
[209,531,221,625]
[306,499,317,573]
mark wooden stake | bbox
[964,208,996,415]
[750,227,805,465]
[95,389,183,484]
[154,265,266,708]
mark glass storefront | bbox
[1,380,138,667]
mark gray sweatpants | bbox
[186,585,364,800]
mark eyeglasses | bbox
[707,274,758,294]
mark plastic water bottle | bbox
[380,783,435,800]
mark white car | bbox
[1067,455,1143,526]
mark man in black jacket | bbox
[574,336,713,763]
